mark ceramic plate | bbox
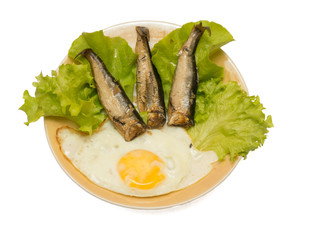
[45,21,246,209]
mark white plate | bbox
[45,21,246,209]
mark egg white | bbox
[57,120,218,197]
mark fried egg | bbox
[57,120,218,197]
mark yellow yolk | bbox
[117,150,166,190]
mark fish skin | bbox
[78,49,146,141]
[135,26,166,129]
[167,23,207,128]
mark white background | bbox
[1,0,310,239]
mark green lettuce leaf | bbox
[20,64,106,134]
[68,30,137,100]
[188,80,273,161]
[20,31,138,134]
[151,21,234,106]
[151,20,272,160]
[20,21,273,161]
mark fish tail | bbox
[136,26,150,41]
[196,22,211,36]
[74,48,92,60]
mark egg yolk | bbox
[117,150,165,190]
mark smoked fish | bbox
[77,49,146,141]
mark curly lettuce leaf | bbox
[20,64,106,134]
[188,80,273,161]
[151,21,234,105]
[20,21,273,160]
[68,30,137,100]
[21,31,138,134]
[151,20,272,160]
